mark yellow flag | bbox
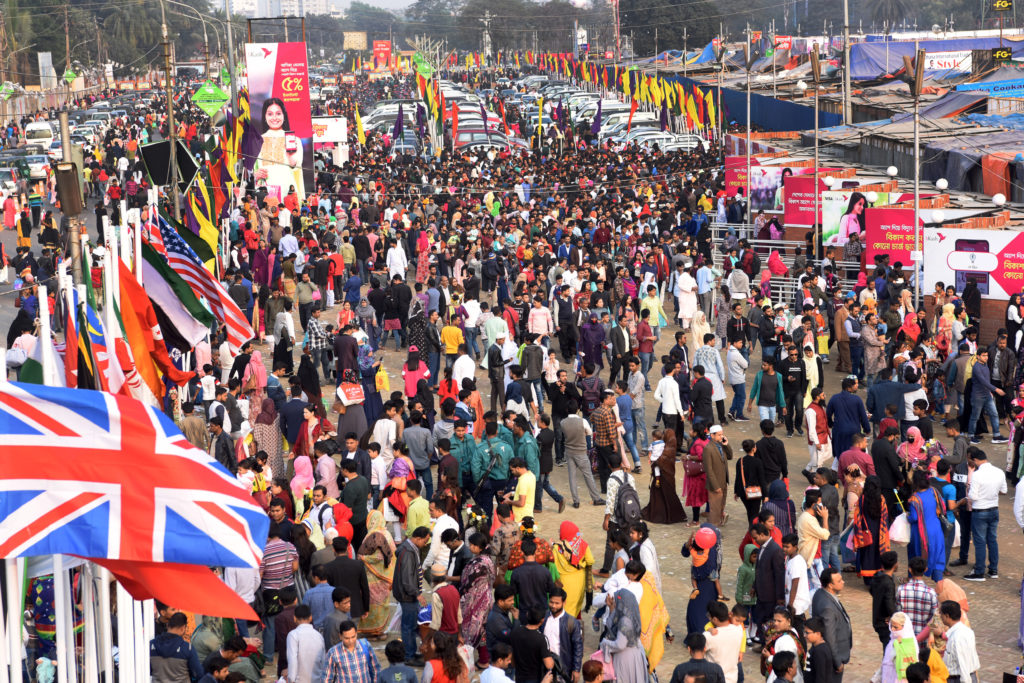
[355,107,366,145]
[705,90,716,129]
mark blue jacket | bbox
[971,361,997,399]
[826,390,870,435]
[865,380,919,424]
[149,632,203,683]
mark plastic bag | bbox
[375,365,390,392]
[888,513,911,544]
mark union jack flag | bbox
[0,382,268,567]
[156,217,254,353]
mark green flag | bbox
[63,69,77,85]
[159,207,217,265]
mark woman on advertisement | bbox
[256,97,304,200]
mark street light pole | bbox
[225,0,238,117]
[160,0,181,221]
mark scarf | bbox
[900,426,926,465]
[358,344,375,372]
[255,398,277,426]
[355,300,375,321]
[899,313,921,342]
[853,495,891,552]
[558,520,589,567]
[909,488,943,564]
[606,589,642,648]
[246,350,268,389]
[291,455,315,497]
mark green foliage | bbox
[619,0,717,54]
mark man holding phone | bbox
[795,490,830,583]
[704,425,732,526]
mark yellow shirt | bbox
[405,497,430,537]
[512,471,536,521]
[440,325,464,355]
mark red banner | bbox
[373,40,391,69]
[782,173,842,226]
[775,35,793,49]
[864,208,922,267]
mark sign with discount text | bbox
[781,172,843,226]
[244,42,314,201]
[923,227,1024,300]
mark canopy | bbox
[849,38,1024,80]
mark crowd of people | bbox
[4,69,1018,683]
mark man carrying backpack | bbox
[596,453,640,578]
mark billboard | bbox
[312,116,348,144]
[726,161,828,213]
[373,40,392,69]
[343,32,367,51]
[922,50,972,72]
[780,172,844,225]
[37,52,57,90]
[923,227,1024,299]
[863,208,923,268]
[821,190,917,246]
[244,42,314,201]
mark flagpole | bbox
[116,584,135,682]
[6,558,22,683]
[106,228,120,340]
[39,284,55,385]
[81,563,100,683]
[53,555,70,683]
[97,566,114,683]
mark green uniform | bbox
[450,432,478,478]
[514,432,541,478]
[471,436,513,483]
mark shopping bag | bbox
[325,288,335,308]
[337,382,365,406]
[888,513,911,544]
[375,365,390,392]
[952,519,961,548]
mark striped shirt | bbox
[322,638,380,683]
[259,538,298,590]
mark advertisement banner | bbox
[922,50,972,72]
[373,40,392,69]
[727,163,833,213]
[775,35,792,49]
[821,191,918,246]
[37,52,57,90]
[863,208,923,268]
[245,42,314,201]
[312,117,348,144]
[782,175,829,226]
[923,227,1024,299]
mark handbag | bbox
[933,489,954,534]
[740,460,762,499]
[337,382,366,406]
[684,454,705,477]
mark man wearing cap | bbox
[705,426,732,526]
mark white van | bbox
[24,122,55,150]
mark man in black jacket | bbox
[541,588,583,681]
[394,526,431,665]
[208,417,235,474]
[547,369,583,465]
[352,229,372,282]
[323,537,370,621]
[751,522,785,641]
[609,315,632,385]
[778,346,807,437]
[279,385,308,445]
[691,365,715,425]
[366,280,388,328]
[425,310,443,388]
[870,551,898,650]
[755,420,789,483]
[463,267,481,302]
[726,303,751,360]
[871,426,904,523]
[389,275,413,346]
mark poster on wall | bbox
[781,172,844,225]
[923,227,1024,299]
[821,190,919,246]
[373,40,392,69]
[244,42,314,202]
[863,208,923,267]
[726,163,830,213]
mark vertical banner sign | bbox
[863,208,922,268]
[244,42,314,202]
[782,175,829,226]
[373,40,392,70]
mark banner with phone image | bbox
[245,42,314,201]
[923,227,1024,300]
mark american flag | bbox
[156,218,253,352]
[0,381,268,567]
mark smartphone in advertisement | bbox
[953,239,990,295]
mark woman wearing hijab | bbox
[358,343,385,424]
[297,349,321,402]
[642,427,687,524]
[762,479,797,536]
[253,398,284,481]
[680,524,722,635]
[961,277,981,319]
[853,476,891,585]
[600,589,648,683]
[356,510,396,638]
[414,378,435,427]
[880,612,918,683]
[459,533,496,667]
[580,313,606,369]
[552,521,595,618]
[801,343,824,408]
[897,313,922,347]
[355,296,379,350]
[251,239,274,288]
[406,301,429,355]
[897,426,928,468]
[290,454,316,519]
[906,470,948,582]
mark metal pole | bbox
[814,85,819,239]
[683,27,688,80]
[745,25,751,213]
[225,0,238,117]
[913,45,921,309]
[160,0,182,221]
[59,110,84,286]
[842,0,851,123]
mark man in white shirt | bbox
[782,534,811,622]
[386,241,408,280]
[286,604,325,683]
[704,601,745,683]
[480,643,518,683]
[939,601,979,683]
[964,449,1007,581]
[452,346,476,389]
[653,361,684,438]
[422,498,459,572]
[279,227,300,258]
[223,566,260,636]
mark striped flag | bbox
[156,218,253,352]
